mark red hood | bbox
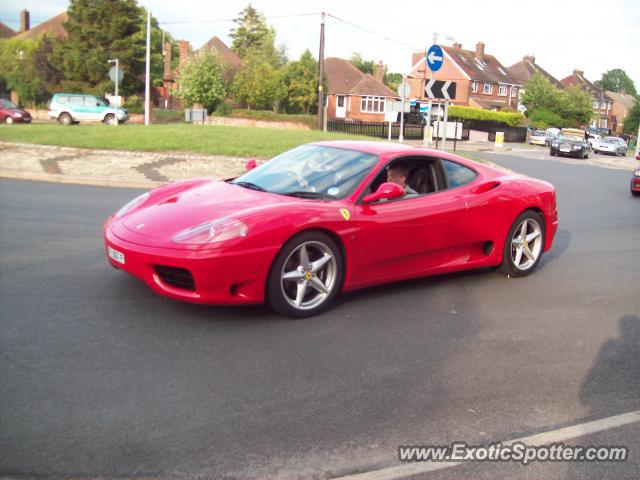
[115,180,303,246]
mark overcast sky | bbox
[2,0,638,89]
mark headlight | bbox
[572,146,580,150]
[635,170,640,177]
[552,143,558,148]
[173,217,248,244]
[115,192,150,218]
[14,112,23,118]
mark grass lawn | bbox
[0,123,377,158]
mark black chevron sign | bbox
[425,79,457,100]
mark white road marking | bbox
[334,410,640,480]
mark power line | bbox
[325,13,422,52]
[159,12,319,25]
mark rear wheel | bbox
[58,113,72,126]
[267,231,343,318]
[5,116,14,124]
[498,210,545,278]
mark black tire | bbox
[584,151,589,159]
[550,150,555,156]
[594,150,599,154]
[267,231,343,318]
[58,113,72,126]
[498,210,546,278]
[104,113,116,125]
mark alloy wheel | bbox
[510,218,543,271]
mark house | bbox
[324,57,398,122]
[508,55,563,111]
[0,22,16,39]
[605,91,636,134]
[560,69,614,131]
[13,10,68,41]
[407,42,522,111]
[200,35,243,78]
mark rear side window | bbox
[69,96,83,105]
[442,159,477,188]
[56,96,69,104]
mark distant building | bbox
[605,91,637,134]
[560,69,614,131]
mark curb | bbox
[0,169,162,189]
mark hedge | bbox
[229,109,316,128]
[447,105,525,127]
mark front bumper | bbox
[550,146,584,158]
[530,138,547,146]
[104,221,279,305]
[631,176,640,193]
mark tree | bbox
[560,85,593,127]
[0,38,48,104]
[56,0,146,95]
[595,69,637,97]
[176,49,227,111]
[229,4,285,67]
[522,73,563,113]
[622,102,640,135]
[232,53,286,111]
[349,53,375,75]
[283,50,317,114]
[32,36,63,88]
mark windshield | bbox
[558,135,582,142]
[231,145,379,199]
[601,138,618,144]
[532,131,545,136]
[0,98,18,109]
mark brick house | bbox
[407,42,522,111]
[13,10,68,40]
[604,91,636,134]
[324,57,397,122]
[508,55,563,112]
[560,70,614,131]
[0,22,16,39]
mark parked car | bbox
[104,141,558,317]
[0,98,32,124]
[529,130,549,146]
[586,133,601,150]
[632,155,640,197]
[550,134,589,159]
[47,93,129,125]
[593,137,628,156]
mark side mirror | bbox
[636,154,640,161]
[245,159,257,171]
[362,182,405,203]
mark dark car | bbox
[550,134,589,159]
[0,98,32,124]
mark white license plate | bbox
[108,246,125,264]
[560,147,571,152]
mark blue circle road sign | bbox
[426,44,444,72]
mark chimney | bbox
[453,42,462,49]
[163,42,172,79]
[475,42,485,62]
[178,40,191,65]
[573,69,584,77]
[20,9,30,33]
[523,55,535,64]
[375,61,384,84]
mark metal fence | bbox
[328,120,424,140]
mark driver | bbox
[387,161,418,197]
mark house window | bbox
[483,83,493,94]
[498,84,507,96]
[600,118,608,128]
[471,81,478,93]
[593,100,599,109]
[360,96,385,113]
[511,86,517,97]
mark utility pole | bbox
[144,7,151,126]
[108,58,119,126]
[317,12,325,131]
[424,33,437,148]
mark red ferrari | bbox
[104,141,558,317]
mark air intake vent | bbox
[154,265,195,291]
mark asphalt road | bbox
[1,153,639,479]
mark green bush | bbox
[448,105,525,127]
[229,109,316,128]
[124,95,143,114]
[528,109,564,129]
[152,109,183,124]
[213,102,232,117]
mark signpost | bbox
[423,44,443,148]
[397,82,411,143]
[108,59,121,126]
[425,79,456,100]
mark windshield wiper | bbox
[282,191,327,199]
[233,181,267,192]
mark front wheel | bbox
[498,210,545,278]
[104,114,116,125]
[267,231,343,318]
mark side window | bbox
[57,96,69,104]
[69,96,84,105]
[441,159,477,188]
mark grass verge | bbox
[0,123,376,158]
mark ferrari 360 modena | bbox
[104,141,558,317]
